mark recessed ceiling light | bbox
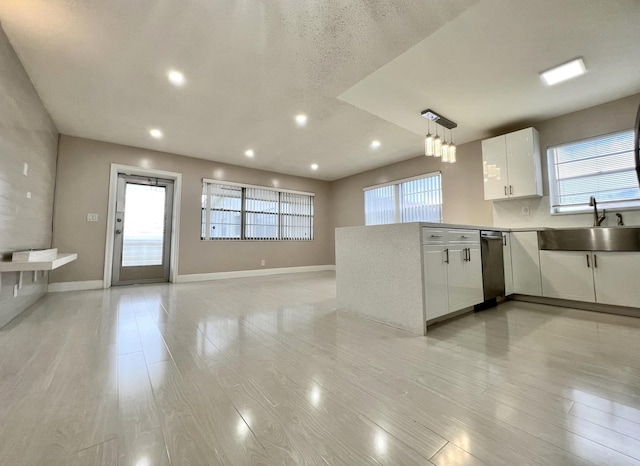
[540,58,586,86]
[244,149,254,158]
[149,128,163,139]
[168,70,185,86]
[371,140,381,148]
[310,163,318,170]
[295,114,308,127]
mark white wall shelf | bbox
[0,253,77,272]
[0,253,77,296]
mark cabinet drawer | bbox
[447,229,480,244]
[422,228,447,245]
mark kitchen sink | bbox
[538,227,640,251]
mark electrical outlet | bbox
[87,213,99,222]
[261,259,266,267]
[521,205,530,216]
[23,163,28,176]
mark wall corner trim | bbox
[176,265,336,283]
[48,280,104,293]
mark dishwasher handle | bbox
[481,235,503,241]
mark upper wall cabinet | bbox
[481,127,543,201]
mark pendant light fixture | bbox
[442,129,450,162]
[434,124,442,157]
[425,119,434,156]
[449,128,457,163]
[421,109,457,163]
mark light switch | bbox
[26,191,31,199]
[23,163,28,176]
[87,213,99,222]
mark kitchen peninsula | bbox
[336,222,498,335]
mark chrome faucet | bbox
[616,213,624,226]
[589,196,606,226]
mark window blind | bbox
[281,192,314,240]
[201,181,314,240]
[364,172,442,225]
[548,130,640,214]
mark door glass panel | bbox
[122,183,166,266]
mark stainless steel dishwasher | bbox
[477,230,505,309]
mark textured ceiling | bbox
[339,0,640,146]
[1,0,639,181]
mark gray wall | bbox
[328,93,640,263]
[492,93,640,228]
[51,135,333,283]
[329,139,494,262]
[0,25,58,326]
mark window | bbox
[548,129,640,214]
[202,180,314,240]
[364,173,442,225]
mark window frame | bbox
[547,129,640,215]
[201,179,314,241]
[363,172,443,225]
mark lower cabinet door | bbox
[423,246,449,320]
[511,231,542,296]
[593,252,640,308]
[446,247,467,312]
[447,247,484,312]
[502,232,514,295]
[465,247,485,307]
[540,250,595,302]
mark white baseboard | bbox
[48,280,104,292]
[176,265,336,283]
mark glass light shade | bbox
[433,135,442,157]
[441,142,450,162]
[449,144,457,163]
[425,134,434,156]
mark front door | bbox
[112,174,174,285]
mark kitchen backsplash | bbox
[492,196,640,229]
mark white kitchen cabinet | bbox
[423,246,450,320]
[422,228,484,322]
[447,246,483,312]
[540,251,595,302]
[464,246,484,308]
[481,127,542,201]
[502,232,514,295]
[593,252,640,308]
[510,231,542,296]
[481,135,509,200]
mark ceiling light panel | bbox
[540,58,586,86]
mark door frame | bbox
[103,164,182,289]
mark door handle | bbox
[115,229,122,235]
[509,185,513,195]
[504,186,508,196]
[594,254,597,268]
[586,254,590,268]
[444,248,449,264]
[502,235,507,246]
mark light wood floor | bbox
[1,271,640,465]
